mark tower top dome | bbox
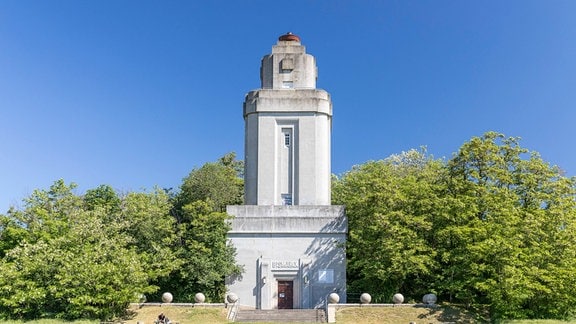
[278,32,300,42]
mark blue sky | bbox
[1,1,575,212]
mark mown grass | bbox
[336,306,576,324]
[122,305,227,324]
[500,321,576,324]
[0,320,99,324]
[336,305,487,324]
[2,305,576,323]
[0,306,227,324]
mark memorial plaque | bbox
[271,260,299,270]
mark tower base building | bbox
[226,205,346,309]
[226,33,347,309]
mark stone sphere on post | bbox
[328,293,340,304]
[392,293,404,304]
[226,292,239,304]
[359,293,372,304]
[194,293,206,303]
[422,293,437,305]
[161,292,173,303]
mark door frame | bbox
[272,274,299,309]
[277,280,294,309]
[258,258,310,310]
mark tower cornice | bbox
[243,89,332,117]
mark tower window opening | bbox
[281,58,294,71]
[284,132,291,147]
[282,81,294,89]
[282,194,293,206]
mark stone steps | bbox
[234,309,326,323]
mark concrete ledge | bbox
[131,303,226,308]
[332,303,439,308]
[228,205,345,217]
[227,205,347,233]
[228,217,347,234]
[244,89,332,116]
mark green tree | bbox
[333,148,445,302]
[177,152,243,212]
[154,153,243,302]
[438,132,576,319]
[0,181,177,320]
[0,213,28,257]
[0,210,152,320]
[337,133,576,320]
[119,189,179,278]
[84,184,121,213]
[155,200,242,302]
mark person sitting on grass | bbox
[154,312,171,324]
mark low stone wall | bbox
[130,302,226,308]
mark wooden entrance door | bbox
[277,280,293,309]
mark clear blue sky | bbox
[1,1,575,212]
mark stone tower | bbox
[227,33,347,310]
[244,32,332,206]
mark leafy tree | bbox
[154,153,243,302]
[0,179,80,257]
[84,184,121,213]
[177,152,243,212]
[337,133,576,320]
[0,214,28,258]
[119,190,180,278]
[5,179,83,243]
[0,210,151,320]
[438,132,576,319]
[155,200,242,302]
[0,181,177,320]
[333,148,445,301]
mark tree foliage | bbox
[177,152,243,212]
[3,134,573,321]
[154,153,243,302]
[335,133,576,320]
[440,132,576,319]
[333,148,445,302]
[154,200,242,302]
[0,153,244,320]
[0,181,177,320]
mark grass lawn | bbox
[0,306,227,324]
[336,305,486,324]
[1,320,99,324]
[501,321,576,324]
[2,305,576,323]
[336,306,576,324]
[128,304,486,323]
[122,305,228,324]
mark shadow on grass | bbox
[419,304,490,323]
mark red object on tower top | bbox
[278,32,301,42]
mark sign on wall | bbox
[318,269,334,284]
[271,260,299,270]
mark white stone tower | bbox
[227,33,347,310]
[244,32,332,206]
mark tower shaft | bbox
[243,34,332,206]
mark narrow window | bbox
[282,81,293,88]
[281,58,294,71]
[284,132,291,147]
[282,194,292,206]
